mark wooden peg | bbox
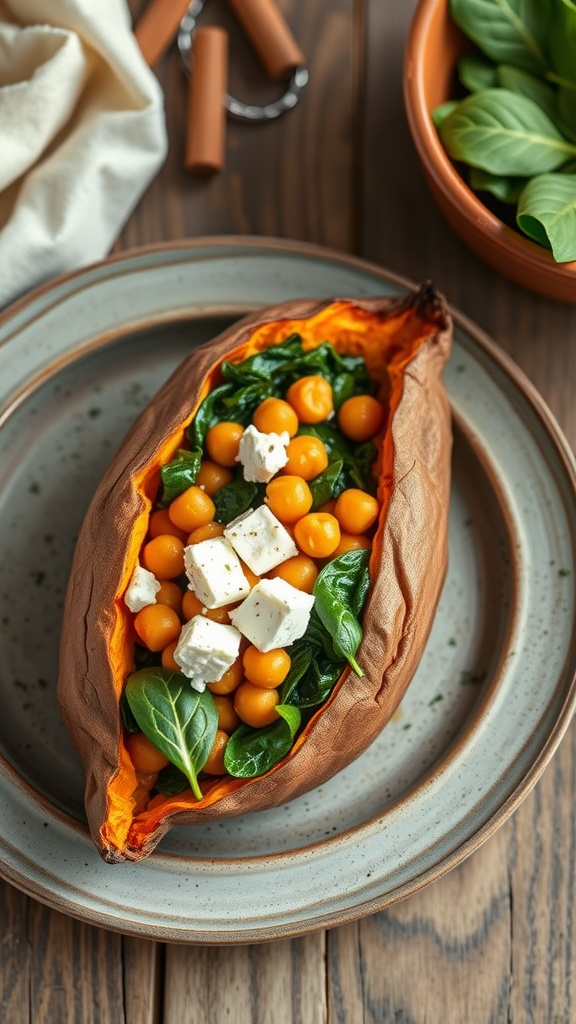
[226,0,305,80]
[185,26,229,174]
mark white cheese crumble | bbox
[124,564,160,613]
[236,424,290,482]
[184,537,251,609]
[229,577,315,653]
[224,505,298,576]
[174,616,242,692]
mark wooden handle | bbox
[134,0,192,68]
[226,0,304,80]
[185,27,228,174]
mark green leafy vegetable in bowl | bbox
[435,0,576,262]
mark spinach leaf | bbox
[223,705,301,778]
[468,167,529,203]
[432,100,461,129]
[309,459,346,508]
[155,763,189,796]
[547,0,576,87]
[226,333,303,378]
[159,447,202,505]
[220,378,274,421]
[558,87,576,143]
[279,642,314,703]
[188,382,237,449]
[125,668,218,800]
[347,551,372,618]
[450,0,549,75]
[516,172,576,260]
[440,89,576,175]
[350,442,378,493]
[281,646,342,710]
[547,0,576,140]
[304,607,341,661]
[290,659,343,710]
[312,549,371,676]
[458,53,498,92]
[329,357,375,408]
[213,475,264,524]
[299,422,350,459]
[497,64,560,123]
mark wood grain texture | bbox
[0,882,163,1024]
[123,937,163,1024]
[26,901,125,1024]
[0,881,31,1023]
[163,933,327,1023]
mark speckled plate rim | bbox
[0,236,575,944]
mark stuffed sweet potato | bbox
[58,286,452,862]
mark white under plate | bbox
[0,238,575,943]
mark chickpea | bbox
[205,422,244,467]
[126,732,169,773]
[141,534,185,579]
[253,397,299,437]
[293,512,341,558]
[243,646,291,689]
[334,489,379,534]
[234,682,280,728]
[265,475,313,523]
[337,394,385,442]
[168,486,215,533]
[286,376,333,423]
[267,554,318,594]
[134,604,181,651]
[282,435,329,480]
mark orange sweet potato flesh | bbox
[57,286,452,862]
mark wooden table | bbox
[3,1,576,1020]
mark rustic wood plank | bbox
[0,882,164,1024]
[26,901,126,1024]
[163,932,327,1024]
[0,881,31,1023]
[507,747,576,1024]
[123,937,163,1024]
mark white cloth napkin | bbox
[0,0,167,309]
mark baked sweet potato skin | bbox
[58,286,452,862]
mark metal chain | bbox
[178,0,309,123]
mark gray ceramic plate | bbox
[0,238,575,943]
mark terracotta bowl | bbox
[404,0,576,303]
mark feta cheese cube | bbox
[229,577,314,653]
[174,616,242,692]
[236,424,290,483]
[184,537,251,609]
[124,564,160,612]
[224,505,298,575]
